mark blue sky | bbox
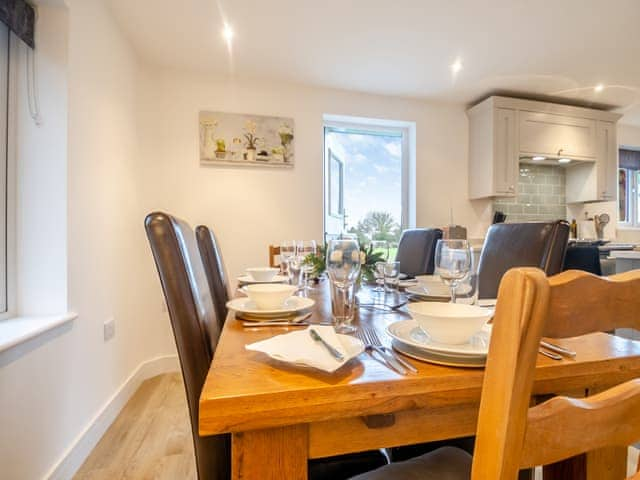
[325,130,402,231]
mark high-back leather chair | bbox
[477,221,569,298]
[353,268,640,480]
[196,225,230,329]
[395,228,443,277]
[145,212,228,480]
[563,245,602,276]
[147,213,386,480]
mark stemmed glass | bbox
[371,240,389,261]
[297,240,317,294]
[326,239,361,333]
[373,261,386,293]
[434,239,471,303]
[280,240,296,283]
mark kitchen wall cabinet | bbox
[467,96,622,201]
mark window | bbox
[0,23,10,315]
[323,119,412,249]
[619,149,640,228]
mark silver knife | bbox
[541,341,576,358]
[309,328,344,361]
[538,348,562,360]
[381,346,418,373]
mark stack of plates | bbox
[386,319,491,368]
[226,296,315,321]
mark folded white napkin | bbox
[246,325,363,373]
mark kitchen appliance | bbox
[594,213,610,240]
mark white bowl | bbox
[246,267,280,282]
[407,302,493,345]
[241,283,298,310]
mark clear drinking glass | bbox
[373,261,386,293]
[371,240,389,261]
[456,249,480,305]
[434,239,471,303]
[383,261,400,292]
[280,240,296,281]
[297,240,317,294]
[326,239,361,333]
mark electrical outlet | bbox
[103,317,115,341]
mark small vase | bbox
[246,148,256,162]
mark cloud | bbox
[374,164,390,174]
[384,142,401,157]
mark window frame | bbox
[322,119,411,240]
[619,167,640,229]
[0,28,18,320]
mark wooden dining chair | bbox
[269,245,281,268]
[196,225,230,330]
[353,267,640,480]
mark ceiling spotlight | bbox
[451,59,463,75]
[532,156,546,161]
[222,23,234,43]
[594,84,604,93]
[558,158,572,164]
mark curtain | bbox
[0,0,35,48]
[620,149,640,170]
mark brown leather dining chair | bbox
[145,212,387,480]
[145,212,228,480]
[477,221,569,299]
[395,228,443,277]
[196,225,230,330]
[353,267,640,479]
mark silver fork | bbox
[362,326,418,373]
[355,328,407,375]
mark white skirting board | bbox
[44,355,180,480]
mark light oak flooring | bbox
[75,372,639,479]
[74,373,196,480]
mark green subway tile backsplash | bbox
[492,164,567,223]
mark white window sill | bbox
[617,225,640,231]
[0,312,77,353]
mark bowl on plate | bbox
[241,283,298,310]
[407,302,493,345]
[246,267,280,282]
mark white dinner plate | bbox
[237,274,288,284]
[392,340,486,368]
[386,319,490,357]
[226,295,315,317]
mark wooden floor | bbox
[76,372,639,479]
[75,373,195,480]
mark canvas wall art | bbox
[199,111,295,167]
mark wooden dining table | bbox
[199,281,640,480]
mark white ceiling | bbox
[107,0,640,124]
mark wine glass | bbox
[373,261,386,293]
[326,239,361,333]
[434,239,471,303]
[297,240,317,293]
[371,240,389,261]
[280,240,296,282]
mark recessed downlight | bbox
[532,156,546,161]
[222,23,234,44]
[558,158,572,164]
[451,58,463,75]
[594,84,604,93]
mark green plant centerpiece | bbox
[302,242,386,283]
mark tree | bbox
[349,211,401,244]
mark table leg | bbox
[232,424,308,480]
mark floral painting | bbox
[199,111,294,167]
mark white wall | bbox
[138,67,493,280]
[0,2,175,478]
